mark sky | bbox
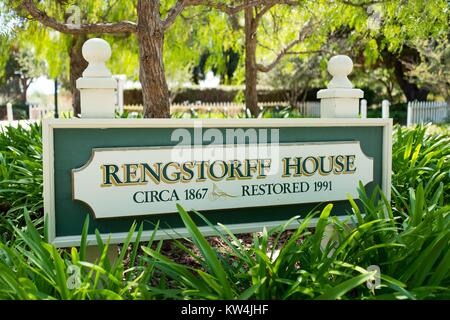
[28,76,56,95]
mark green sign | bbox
[43,118,392,247]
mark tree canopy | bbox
[1,0,448,111]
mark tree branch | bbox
[187,0,271,15]
[255,0,300,22]
[257,41,277,54]
[162,0,191,30]
[256,21,316,72]
[163,0,299,30]
[255,3,275,23]
[22,0,137,34]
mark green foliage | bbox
[0,210,161,299]
[391,125,450,216]
[0,122,43,241]
[141,203,377,300]
[407,36,450,102]
[2,182,447,300]
[141,184,449,300]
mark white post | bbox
[114,74,126,116]
[76,38,117,118]
[6,102,13,122]
[360,99,367,119]
[317,55,364,118]
[407,102,413,127]
[316,56,364,249]
[382,100,390,119]
[28,105,33,120]
[76,38,118,262]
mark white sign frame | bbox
[43,118,392,247]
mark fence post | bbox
[28,105,33,120]
[6,102,13,122]
[407,102,413,126]
[76,38,118,263]
[114,74,126,116]
[76,38,118,118]
[382,100,390,119]
[360,99,367,119]
[317,55,364,118]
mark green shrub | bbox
[391,125,450,217]
[0,210,161,299]
[0,122,43,241]
[140,185,449,300]
[0,186,448,300]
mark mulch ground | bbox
[120,230,297,270]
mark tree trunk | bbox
[244,7,259,117]
[69,34,88,117]
[137,0,170,118]
[392,58,429,101]
[382,48,429,101]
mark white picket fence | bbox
[407,101,449,126]
[2,103,53,122]
[28,104,54,120]
[125,101,321,117]
[297,101,320,117]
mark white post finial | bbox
[76,38,117,118]
[327,55,354,89]
[82,38,112,77]
[317,55,363,118]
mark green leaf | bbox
[316,272,374,300]
[176,204,233,299]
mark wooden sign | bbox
[44,118,392,247]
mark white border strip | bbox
[45,117,391,128]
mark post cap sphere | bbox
[327,55,353,78]
[82,38,112,63]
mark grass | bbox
[0,122,448,299]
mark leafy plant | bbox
[391,124,450,217]
[137,203,377,300]
[0,122,43,241]
[140,181,449,300]
[0,210,161,299]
